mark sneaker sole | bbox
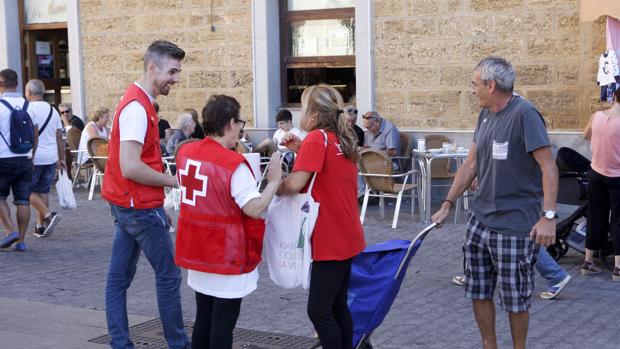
[540,275,571,300]
[581,269,601,276]
[43,214,62,238]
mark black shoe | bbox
[43,212,62,237]
[33,226,45,238]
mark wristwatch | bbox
[542,210,558,221]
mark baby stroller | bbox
[347,223,437,349]
[549,147,613,265]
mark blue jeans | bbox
[536,247,568,287]
[106,205,189,349]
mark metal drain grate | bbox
[89,319,319,348]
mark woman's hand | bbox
[266,152,284,184]
[280,133,303,152]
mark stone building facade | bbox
[74,0,605,133]
[80,0,254,124]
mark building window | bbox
[280,0,356,105]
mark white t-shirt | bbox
[116,82,153,144]
[273,127,307,152]
[30,101,63,165]
[187,163,262,299]
[0,94,36,159]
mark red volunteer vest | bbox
[102,84,164,209]
[174,138,265,275]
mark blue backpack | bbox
[0,99,35,154]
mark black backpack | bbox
[0,99,35,154]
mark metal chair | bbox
[86,137,108,200]
[359,148,422,229]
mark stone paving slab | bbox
[1,191,619,348]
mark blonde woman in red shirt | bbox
[279,84,366,349]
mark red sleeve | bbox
[293,130,326,173]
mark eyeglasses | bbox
[234,119,246,131]
[60,110,71,114]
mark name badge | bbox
[492,140,508,160]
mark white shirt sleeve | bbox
[118,101,148,144]
[230,163,261,209]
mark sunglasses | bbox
[345,108,358,115]
[60,110,71,114]
[362,116,377,120]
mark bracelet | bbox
[443,199,455,208]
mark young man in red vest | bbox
[102,40,190,349]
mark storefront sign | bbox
[24,0,67,24]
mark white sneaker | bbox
[452,275,465,286]
[539,274,571,300]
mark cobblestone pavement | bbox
[1,191,619,348]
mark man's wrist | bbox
[442,199,454,209]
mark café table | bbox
[413,148,469,223]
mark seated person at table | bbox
[77,107,110,165]
[362,111,400,156]
[253,109,306,156]
[166,113,196,155]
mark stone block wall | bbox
[373,0,607,130]
[79,0,253,126]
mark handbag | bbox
[264,130,327,289]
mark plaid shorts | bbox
[463,214,539,313]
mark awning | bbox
[581,0,620,21]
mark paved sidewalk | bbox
[1,191,619,348]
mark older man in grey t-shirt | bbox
[432,57,558,349]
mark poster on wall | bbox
[38,55,54,79]
[25,0,67,24]
[35,41,51,55]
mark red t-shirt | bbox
[293,129,366,261]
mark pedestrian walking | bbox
[101,40,190,349]
[0,68,36,252]
[432,57,558,349]
[25,79,64,238]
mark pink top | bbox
[590,111,620,177]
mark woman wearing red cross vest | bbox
[279,84,366,349]
[174,95,283,349]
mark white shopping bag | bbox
[264,129,327,289]
[264,179,319,289]
[55,170,77,209]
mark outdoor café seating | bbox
[359,148,422,229]
[86,137,108,200]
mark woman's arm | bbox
[277,171,313,195]
[241,153,283,218]
[583,113,594,140]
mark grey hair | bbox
[26,79,45,96]
[475,57,515,93]
[59,102,72,111]
[175,113,195,130]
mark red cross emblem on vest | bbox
[178,159,208,206]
